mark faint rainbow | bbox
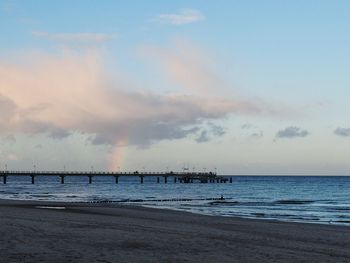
[108,135,129,172]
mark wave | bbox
[207,200,315,207]
[208,201,239,205]
[337,215,350,219]
[334,220,350,223]
[83,197,234,204]
[274,199,314,205]
[30,194,55,198]
[251,212,265,217]
[327,207,350,211]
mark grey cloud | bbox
[241,123,255,130]
[276,126,309,139]
[48,128,71,139]
[195,130,210,143]
[63,92,234,146]
[250,131,263,139]
[334,127,350,137]
[90,121,201,147]
[0,87,235,147]
[208,123,226,137]
[194,123,226,143]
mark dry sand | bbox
[0,199,349,263]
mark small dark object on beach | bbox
[220,195,224,200]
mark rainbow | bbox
[108,136,129,172]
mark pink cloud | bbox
[0,45,277,146]
[140,40,231,96]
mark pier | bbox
[0,170,232,184]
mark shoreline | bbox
[0,197,349,226]
[0,199,350,262]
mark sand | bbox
[0,199,349,263]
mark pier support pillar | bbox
[88,176,92,184]
[174,177,177,183]
[60,176,65,184]
[164,176,168,184]
[230,177,233,183]
[31,175,35,184]
[140,176,144,184]
[115,176,119,184]
[157,177,160,183]
[3,176,7,184]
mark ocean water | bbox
[0,175,349,226]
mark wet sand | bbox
[0,199,349,263]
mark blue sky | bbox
[1,0,350,174]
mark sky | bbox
[1,0,350,175]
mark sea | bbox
[0,175,349,226]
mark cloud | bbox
[241,123,256,130]
[334,127,350,137]
[250,131,263,139]
[140,40,286,117]
[49,128,71,139]
[35,144,43,149]
[140,40,284,118]
[32,31,116,44]
[276,126,309,139]
[195,123,226,143]
[209,123,226,137]
[155,9,205,25]
[196,130,209,143]
[0,47,272,147]
[140,40,223,95]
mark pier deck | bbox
[0,171,232,184]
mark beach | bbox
[0,199,349,263]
